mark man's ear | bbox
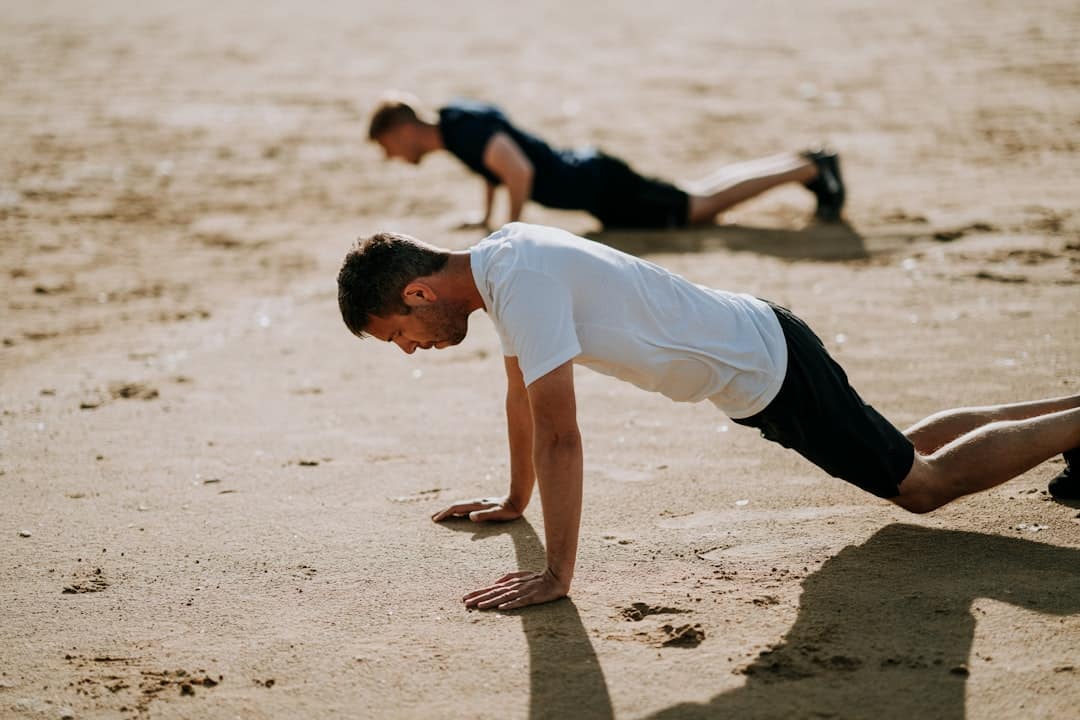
[402,280,437,307]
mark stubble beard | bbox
[419,302,469,347]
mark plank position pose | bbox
[368,95,845,229]
[337,223,1080,610]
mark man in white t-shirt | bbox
[337,222,1080,611]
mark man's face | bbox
[365,301,470,354]
[375,125,424,165]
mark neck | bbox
[420,122,444,154]
[443,252,485,312]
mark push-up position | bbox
[337,223,1080,610]
[368,95,844,229]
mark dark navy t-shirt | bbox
[437,99,601,211]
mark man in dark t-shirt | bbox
[367,94,844,230]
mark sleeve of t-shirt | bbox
[495,269,581,387]
[443,111,503,185]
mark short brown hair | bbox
[337,232,449,337]
[368,98,421,140]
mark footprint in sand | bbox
[611,604,705,648]
[62,568,110,594]
[931,221,996,242]
[660,623,706,648]
[108,382,159,400]
[619,602,690,622]
[80,381,160,410]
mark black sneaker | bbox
[1048,447,1080,500]
[802,148,845,222]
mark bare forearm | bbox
[482,133,534,224]
[461,361,578,611]
[532,428,583,584]
[506,174,533,222]
[506,392,535,510]
[481,182,495,225]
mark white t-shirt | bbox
[469,223,788,419]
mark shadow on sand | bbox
[587,222,906,261]
[646,524,1080,719]
[445,522,1079,720]
[443,518,615,720]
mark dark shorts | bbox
[584,154,690,229]
[733,303,915,499]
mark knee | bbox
[890,493,944,514]
[891,456,951,514]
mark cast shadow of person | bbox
[647,523,1080,720]
[441,518,615,720]
[587,222,874,262]
[444,521,1078,720]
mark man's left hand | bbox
[463,568,568,610]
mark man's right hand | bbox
[431,496,522,523]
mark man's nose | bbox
[395,338,416,354]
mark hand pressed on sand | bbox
[440,361,582,612]
[463,568,568,611]
[431,496,523,523]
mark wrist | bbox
[505,492,529,514]
[544,564,573,591]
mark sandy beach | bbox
[2,1,1078,718]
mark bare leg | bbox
[685,153,817,193]
[894,406,1080,513]
[904,393,1080,453]
[685,153,817,225]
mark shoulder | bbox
[440,99,506,126]
[472,225,547,286]
[472,224,523,270]
[481,222,555,254]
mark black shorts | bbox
[733,303,915,499]
[584,154,690,229]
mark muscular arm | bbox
[463,361,582,610]
[504,356,536,513]
[483,132,534,223]
[526,361,582,588]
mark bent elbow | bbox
[516,166,535,192]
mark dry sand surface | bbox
[2,1,1079,718]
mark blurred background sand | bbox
[2,1,1078,718]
